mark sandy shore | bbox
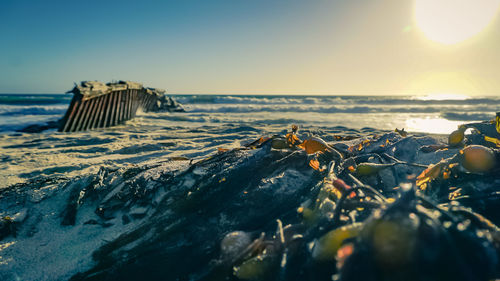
[0,116,269,187]
[0,114,406,188]
[2,121,498,281]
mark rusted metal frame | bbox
[69,99,87,132]
[60,95,80,132]
[82,98,97,131]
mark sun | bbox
[414,0,500,44]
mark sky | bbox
[1,0,500,95]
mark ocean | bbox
[0,93,498,134]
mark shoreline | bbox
[0,123,499,280]
[0,123,445,188]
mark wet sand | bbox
[0,116,394,188]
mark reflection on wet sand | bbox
[405,117,466,134]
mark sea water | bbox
[1,93,498,134]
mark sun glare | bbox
[406,117,464,134]
[414,0,500,44]
[416,93,470,101]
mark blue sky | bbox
[1,0,500,95]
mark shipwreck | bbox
[58,81,183,132]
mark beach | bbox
[1,94,498,187]
[3,0,500,279]
[0,94,499,280]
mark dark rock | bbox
[122,214,131,225]
[17,121,59,133]
[0,217,16,240]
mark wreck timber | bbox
[58,81,166,132]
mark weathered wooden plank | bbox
[140,94,147,111]
[134,91,141,114]
[120,90,126,123]
[77,99,93,131]
[83,98,97,131]
[122,90,127,122]
[137,91,144,114]
[117,90,124,124]
[115,91,122,125]
[143,95,151,112]
[145,95,152,112]
[59,96,76,132]
[126,90,131,120]
[89,97,101,130]
[110,91,118,126]
[91,95,105,129]
[118,90,124,124]
[102,93,112,128]
[69,100,86,132]
[130,90,135,118]
[60,96,81,132]
[97,96,106,127]
[91,96,103,129]
[131,90,139,118]
[134,90,141,116]
[126,90,132,120]
[60,81,173,132]
[122,90,128,121]
[147,95,157,112]
[115,91,121,125]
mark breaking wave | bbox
[176,95,500,107]
[1,93,498,133]
[0,105,68,116]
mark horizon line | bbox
[1,92,499,97]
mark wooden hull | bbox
[58,81,161,132]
